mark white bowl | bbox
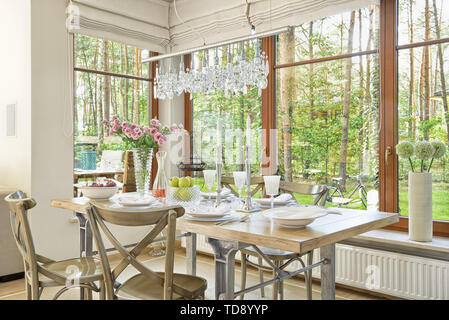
[78,186,118,200]
[264,207,328,229]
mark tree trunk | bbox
[133,47,141,124]
[408,0,416,140]
[422,0,431,140]
[338,11,356,189]
[432,0,449,144]
[124,45,129,121]
[103,40,111,135]
[279,28,296,182]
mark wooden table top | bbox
[51,197,398,253]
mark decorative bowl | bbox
[167,185,200,207]
[77,185,118,200]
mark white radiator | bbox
[182,235,449,300]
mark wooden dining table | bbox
[51,196,398,300]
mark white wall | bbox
[0,0,31,192]
[29,0,79,259]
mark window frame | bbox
[183,0,449,237]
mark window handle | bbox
[385,146,392,166]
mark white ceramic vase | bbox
[408,172,432,242]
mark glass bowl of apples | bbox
[167,176,200,207]
[76,180,118,200]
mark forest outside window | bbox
[74,34,152,168]
[274,4,380,209]
[397,0,449,221]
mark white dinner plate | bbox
[264,206,328,228]
[183,212,244,222]
[116,195,156,206]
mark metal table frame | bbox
[76,211,336,300]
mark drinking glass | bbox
[263,176,281,208]
[203,170,216,204]
[233,171,247,204]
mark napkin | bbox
[187,203,231,215]
[200,187,231,197]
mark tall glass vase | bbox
[133,148,154,197]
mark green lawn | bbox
[192,177,449,221]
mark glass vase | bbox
[152,151,168,198]
[133,148,154,197]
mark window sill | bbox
[339,229,449,262]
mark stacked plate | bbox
[263,206,328,228]
[114,194,160,209]
[200,187,232,200]
[184,204,240,222]
[253,193,294,208]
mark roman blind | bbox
[169,0,380,51]
[66,0,170,52]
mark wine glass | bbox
[203,170,216,205]
[233,171,247,205]
[263,176,281,209]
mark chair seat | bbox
[116,273,207,300]
[41,257,103,283]
[241,246,301,260]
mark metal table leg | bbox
[186,232,197,276]
[320,243,336,300]
[207,237,248,300]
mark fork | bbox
[216,214,250,226]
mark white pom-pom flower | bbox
[396,141,414,159]
[431,141,447,159]
[414,141,434,160]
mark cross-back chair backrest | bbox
[123,151,136,193]
[86,202,185,300]
[221,176,265,197]
[279,181,329,206]
[4,191,38,282]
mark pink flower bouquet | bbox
[103,116,183,149]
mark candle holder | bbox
[214,161,222,208]
[240,144,259,213]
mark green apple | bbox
[187,176,194,187]
[175,187,192,201]
[179,177,190,188]
[169,176,179,188]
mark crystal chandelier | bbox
[153,40,269,100]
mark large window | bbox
[275,5,380,209]
[191,44,262,174]
[397,0,449,221]
[74,34,152,168]
[184,0,449,234]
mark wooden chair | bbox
[86,202,207,300]
[123,150,136,193]
[239,182,329,300]
[4,190,104,300]
[221,176,265,198]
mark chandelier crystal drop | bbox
[154,40,269,100]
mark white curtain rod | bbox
[142,26,291,63]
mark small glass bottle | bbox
[152,151,167,198]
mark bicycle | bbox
[326,174,368,209]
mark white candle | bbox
[217,116,222,163]
[246,115,251,145]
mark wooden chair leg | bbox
[99,281,106,300]
[258,256,265,298]
[240,253,247,300]
[25,280,32,300]
[272,261,279,300]
[86,288,93,300]
[31,284,40,300]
